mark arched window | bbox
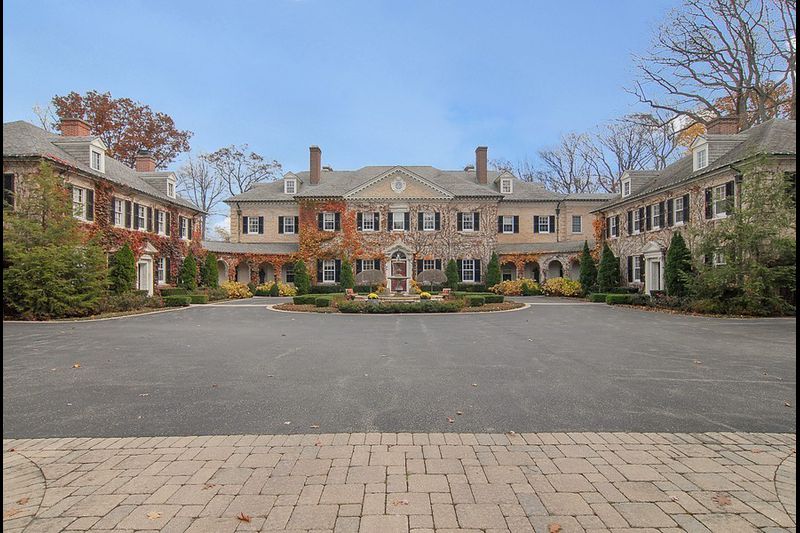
[391,251,406,260]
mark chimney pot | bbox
[309,146,322,185]
[60,117,91,137]
[706,116,740,135]
[475,146,488,184]
[134,149,157,172]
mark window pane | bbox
[462,213,474,231]
[571,216,581,233]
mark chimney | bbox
[706,116,740,135]
[309,146,322,185]
[135,149,157,172]
[475,146,488,184]
[60,117,91,137]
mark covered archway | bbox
[257,263,274,284]
[547,260,564,279]
[523,261,540,283]
[217,259,229,286]
[567,258,581,281]
[236,262,251,284]
[501,262,517,281]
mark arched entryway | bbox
[547,260,564,279]
[236,262,251,284]
[523,261,540,283]
[257,263,274,284]
[501,262,516,281]
[217,260,229,286]
[567,258,581,281]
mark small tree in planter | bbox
[200,253,218,288]
[665,232,692,296]
[178,253,198,291]
[445,259,460,289]
[596,243,620,292]
[293,260,311,295]
[340,257,355,290]
[109,243,136,294]
[578,240,597,295]
[485,252,501,288]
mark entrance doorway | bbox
[136,258,153,296]
[389,250,409,293]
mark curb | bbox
[265,302,531,316]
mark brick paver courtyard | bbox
[3,432,795,532]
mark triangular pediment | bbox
[345,167,453,200]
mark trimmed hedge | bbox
[465,295,485,307]
[456,283,487,292]
[608,287,640,294]
[315,297,332,307]
[310,284,343,294]
[587,293,610,303]
[338,301,464,313]
[254,289,270,296]
[483,294,504,304]
[160,287,188,296]
[606,294,635,305]
[293,293,344,305]
[163,295,191,307]
[207,287,228,301]
[190,293,209,304]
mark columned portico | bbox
[642,241,665,294]
[384,243,413,294]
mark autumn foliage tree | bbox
[51,90,192,169]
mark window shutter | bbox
[404,212,410,230]
[110,197,117,224]
[658,202,665,228]
[132,203,140,229]
[242,216,249,234]
[188,219,193,240]
[638,207,645,227]
[645,206,652,231]
[356,259,362,274]
[627,211,633,235]
[498,216,503,233]
[418,212,424,231]
[316,260,323,282]
[457,213,463,231]
[374,212,380,230]
[549,215,556,234]
[666,199,674,226]
[294,216,299,231]
[165,212,171,236]
[256,216,262,234]
[704,188,713,219]
[334,213,341,230]
[356,212,362,231]
[614,215,619,237]
[474,259,481,281]
[627,256,633,282]
[639,256,645,281]
[435,259,441,270]
[165,257,171,283]
[387,212,393,229]
[725,181,735,213]
[513,216,519,233]
[473,213,479,231]
[146,207,152,232]
[318,213,324,229]
[278,216,284,234]
[533,216,540,233]
[85,190,94,221]
[334,259,341,282]
[434,212,440,230]
[605,218,610,238]
[153,208,159,232]
[417,259,423,274]
[125,200,132,228]
[456,259,463,281]
[682,194,690,223]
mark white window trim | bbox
[322,212,336,231]
[284,179,297,195]
[651,204,661,230]
[72,186,87,220]
[712,184,728,218]
[284,264,295,283]
[283,217,296,234]
[362,259,379,271]
[571,215,582,234]
[361,212,375,232]
[632,258,642,282]
[712,252,727,266]
[113,198,124,227]
[167,181,175,198]
[248,217,261,234]
[500,179,513,194]
[422,211,436,231]
[181,218,190,240]
[461,212,476,232]
[502,215,514,234]
[695,147,708,170]
[156,210,166,234]
[673,197,685,226]
[633,210,641,234]
[607,217,617,239]
[538,217,551,234]
[461,259,476,283]
[136,205,147,232]
[622,180,631,197]
[322,259,336,283]
[422,259,436,271]
[156,257,167,284]
[90,149,104,173]
[392,211,407,232]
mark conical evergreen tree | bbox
[665,232,692,296]
[596,243,620,292]
[485,252,501,288]
[578,240,597,295]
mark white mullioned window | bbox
[673,197,685,224]
[323,212,336,231]
[713,252,726,266]
[608,216,618,237]
[422,211,436,231]
[632,258,642,282]
[571,215,582,233]
[712,184,728,217]
[156,257,166,284]
[283,217,296,234]
[114,199,124,226]
[136,205,146,230]
[90,149,103,171]
[362,259,379,271]
[248,217,260,234]
[422,259,436,271]
[461,213,475,231]
[538,216,551,233]
[651,203,661,229]
[157,210,166,234]
[461,259,476,282]
[502,216,514,233]
[633,209,641,233]
[167,182,175,197]
[284,264,295,283]
[72,187,87,219]
[623,180,631,197]
[695,147,708,170]
[500,179,513,194]
[392,211,406,231]
[181,217,190,239]
[284,179,297,194]
[322,259,336,282]
[361,213,375,231]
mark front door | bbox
[137,260,152,295]
[391,260,407,292]
[648,260,662,293]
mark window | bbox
[422,259,436,271]
[500,179,513,194]
[622,180,631,197]
[136,205,146,230]
[283,217,296,234]
[713,252,726,266]
[180,217,190,239]
[167,181,175,198]
[362,259,380,271]
[712,184,728,217]
[607,216,618,238]
[323,212,336,231]
[322,259,336,283]
[361,213,375,231]
[632,257,642,282]
[571,215,582,233]
[156,257,166,284]
[461,213,475,232]
[72,187,87,219]
[392,211,406,231]
[633,209,641,233]
[90,149,103,172]
[502,216,515,234]
[3,174,15,209]
[114,199,124,226]
[695,147,708,170]
[422,211,436,231]
[461,259,476,282]
[284,264,295,283]
[651,203,661,229]
[284,179,296,194]
[157,210,166,234]
[538,216,551,233]
[673,197,685,225]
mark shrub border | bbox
[266,302,530,316]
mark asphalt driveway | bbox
[3,298,796,438]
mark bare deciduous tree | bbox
[203,145,282,197]
[176,154,227,233]
[535,133,597,194]
[32,104,56,132]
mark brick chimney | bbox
[135,149,157,172]
[475,146,488,184]
[309,146,322,185]
[60,117,91,137]
[706,116,740,135]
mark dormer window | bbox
[622,180,631,197]
[500,179,513,194]
[284,179,297,195]
[90,149,104,172]
[695,147,708,170]
[167,181,175,198]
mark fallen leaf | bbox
[447,417,455,423]
[391,499,409,506]
[310,424,320,429]
[211,384,218,388]
[146,511,162,520]
[202,483,216,490]
[16,497,29,505]
[785,401,791,407]
[472,383,478,387]
[456,411,463,416]
[72,363,81,368]
[506,431,516,436]
[3,508,20,518]
[712,493,732,506]
[7,448,15,452]
[237,512,252,522]
[548,524,562,533]
[693,360,702,365]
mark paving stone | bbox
[547,473,594,492]
[539,493,592,515]
[260,475,306,495]
[616,481,670,502]
[386,492,432,515]
[116,504,181,529]
[347,465,386,484]
[470,483,519,504]
[408,474,450,493]
[455,503,508,529]
[359,514,408,533]
[285,504,338,529]
[614,502,678,528]
[319,483,365,504]
[63,494,125,516]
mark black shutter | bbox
[435,259,441,270]
[549,215,556,234]
[638,207,645,229]
[165,257,171,283]
[374,212,380,230]
[258,216,264,234]
[533,216,540,233]
[153,209,159,232]
[404,212,410,230]
[356,259,362,274]
[242,216,249,234]
[132,203,140,229]
[473,213,479,231]
[165,212,171,236]
[318,213,324,230]
[334,259,341,282]
[85,189,94,221]
[725,181,735,213]
[498,216,504,233]
[658,202,665,228]
[317,260,323,282]
[387,212,393,230]
[434,212,440,230]
[474,259,481,281]
[513,216,519,233]
[278,216,284,234]
[627,211,633,235]
[456,259,463,281]
[417,259,423,274]
[418,212,424,231]
[334,213,341,231]
[645,206,652,230]
[639,256,645,281]
[110,197,117,224]
[294,216,299,232]
[125,200,132,228]
[666,199,674,227]
[683,194,690,223]
[704,188,713,219]
[457,213,463,231]
[188,219,193,240]
[147,207,153,232]
[356,213,362,231]
[627,256,633,282]
[605,218,610,238]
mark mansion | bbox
[204,146,613,291]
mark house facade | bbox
[595,117,796,294]
[3,119,205,295]
[205,146,613,291]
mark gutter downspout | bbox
[555,199,564,243]
[235,202,242,242]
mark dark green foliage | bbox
[163,295,191,306]
[596,243,620,292]
[308,283,342,294]
[521,280,541,296]
[338,300,464,313]
[109,243,136,294]
[578,241,597,295]
[485,252,501,288]
[483,294,504,303]
[445,259,459,289]
[159,287,188,296]
[293,294,319,305]
[465,295,485,307]
[340,257,355,289]
[665,232,692,296]
[293,260,311,295]
[207,287,228,301]
[315,296,332,307]
[608,287,639,294]
[587,293,609,302]
[456,283,487,292]
[178,254,198,291]
[247,281,257,293]
[200,253,218,288]
[95,291,163,313]
[189,293,209,304]
[605,294,635,305]
[269,283,280,296]
[3,244,108,319]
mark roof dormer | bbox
[283,172,300,195]
[88,139,107,173]
[691,137,710,171]
[493,171,515,194]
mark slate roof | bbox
[3,121,204,213]
[202,241,299,255]
[597,119,796,212]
